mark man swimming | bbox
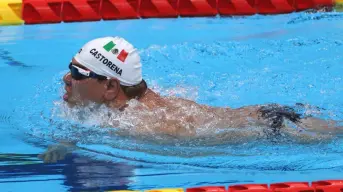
[39,36,343,163]
[62,36,342,139]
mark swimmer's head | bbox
[63,36,147,108]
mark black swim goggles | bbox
[69,63,108,81]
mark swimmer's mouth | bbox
[62,93,81,106]
[63,93,69,101]
[62,93,77,107]
[64,84,72,102]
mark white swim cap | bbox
[74,36,142,86]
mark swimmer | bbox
[39,36,342,163]
[63,36,342,136]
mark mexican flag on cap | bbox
[103,41,128,62]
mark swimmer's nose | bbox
[63,72,72,86]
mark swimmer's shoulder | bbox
[137,89,169,109]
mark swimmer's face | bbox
[63,58,120,106]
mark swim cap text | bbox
[90,48,123,76]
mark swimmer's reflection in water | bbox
[40,36,343,162]
[2,153,134,192]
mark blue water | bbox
[1,11,343,192]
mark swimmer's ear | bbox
[104,78,120,101]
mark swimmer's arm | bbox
[297,117,343,133]
[38,140,78,163]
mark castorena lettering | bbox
[90,48,122,76]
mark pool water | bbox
[1,11,343,192]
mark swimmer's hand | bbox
[38,143,76,163]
